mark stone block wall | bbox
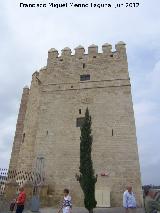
[8,42,143,207]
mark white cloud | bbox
[133,59,160,184]
[147,60,160,92]
[134,101,159,128]
[0,116,16,168]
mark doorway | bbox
[95,189,110,207]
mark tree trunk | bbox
[89,209,93,213]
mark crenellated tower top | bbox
[47,41,127,66]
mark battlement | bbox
[47,41,127,65]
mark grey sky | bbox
[0,0,160,184]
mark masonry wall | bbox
[17,75,41,172]
[8,42,143,207]
[9,87,29,172]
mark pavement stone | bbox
[24,207,145,213]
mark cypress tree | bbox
[76,108,97,213]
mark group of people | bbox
[123,186,160,213]
[10,185,160,213]
[10,187,72,213]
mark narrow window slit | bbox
[22,133,25,143]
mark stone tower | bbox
[8,42,142,207]
[9,86,29,171]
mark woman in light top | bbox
[59,189,72,213]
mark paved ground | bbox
[31,207,145,213]
[0,205,145,213]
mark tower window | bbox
[76,117,85,127]
[22,133,25,143]
[83,63,85,69]
[112,129,114,136]
[80,74,90,81]
[79,109,81,114]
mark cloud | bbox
[134,101,159,128]
[147,60,160,94]
[0,116,16,168]
[133,59,160,184]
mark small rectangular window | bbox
[80,74,90,81]
[76,117,85,127]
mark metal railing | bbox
[0,168,45,212]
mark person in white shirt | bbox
[59,189,72,213]
[123,186,137,213]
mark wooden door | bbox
[95,189,110,207]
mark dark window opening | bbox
[79,109,81,114]
[76,117,85,127]
[71,85,73,88]
[80,74,90,81]
[112,129,114,136]
[59,58,63,61]
[110,54,113,57]
[93,56,96,58]
[46,130,48,135]
[83,63,85,69]
[22,133,25,143]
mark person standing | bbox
[123,186,137,213]
[144,188,160,213]
[16,186,26,213]
[58,189,72,213]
